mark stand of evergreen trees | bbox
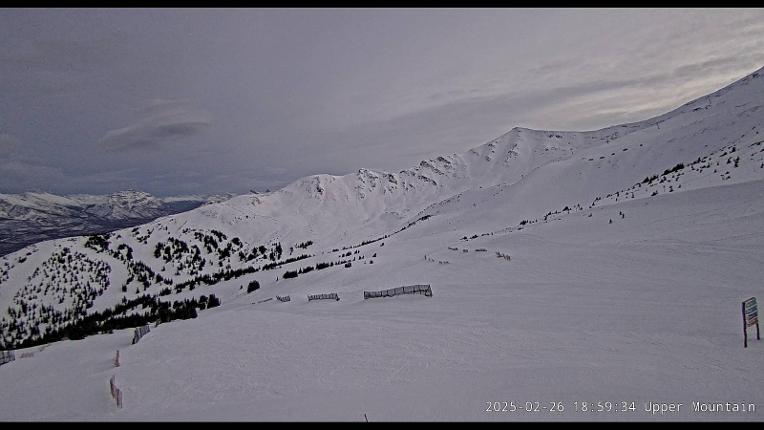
[6,293,221,350]
[246,280,260,293]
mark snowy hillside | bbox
[0,66,763,421]
[0,191,233,256]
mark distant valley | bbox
[0,191,233,256]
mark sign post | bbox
[743,297,759,348]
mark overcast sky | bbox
[2,8,764,196]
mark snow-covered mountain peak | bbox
[107,190,155,201]
[148,65,764,251]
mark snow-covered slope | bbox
[1,66,764,421]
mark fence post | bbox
[110,375,123,408]
[744,301,749,348]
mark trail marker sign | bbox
[743,297,760,348]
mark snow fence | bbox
[131,325,151,345]
[109,375,123,408]
[308,293,340,302]
[276,295,291,302]
[364,284,432,299]
[0,350,15,366]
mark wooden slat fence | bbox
[131,325,151,345]
[0,350,15,366]
[308,293,340,302]
[364,284,432,299]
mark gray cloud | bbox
[1,9,764,196]
[0,160,67,192]
[672,53,764,81]
[0,134,20,154]
[100,102,212,151]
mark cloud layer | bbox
[100,101,212,151]
[1,9,763,196]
